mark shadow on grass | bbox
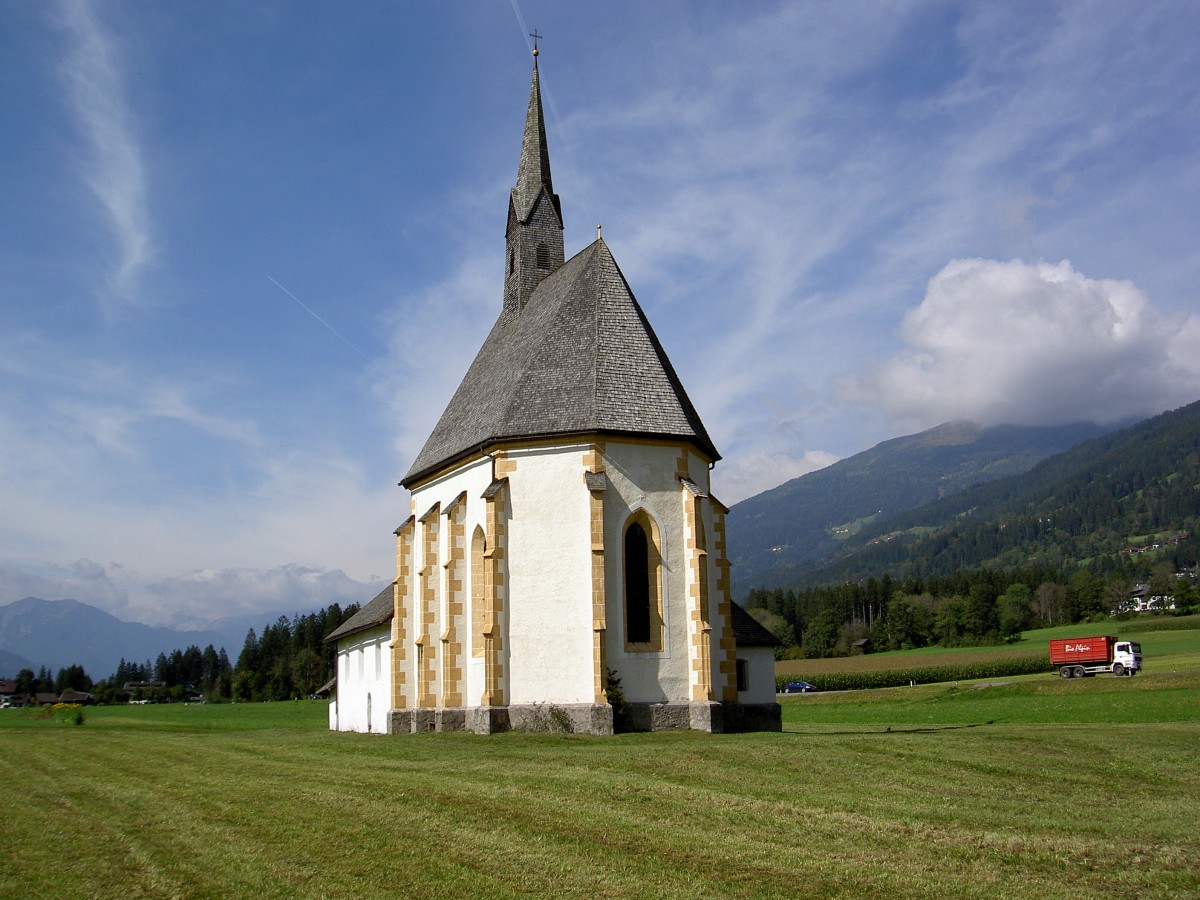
[781,721,995,736]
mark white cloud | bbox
[71,558,106,579]
[714,449,839,506]
[0,560,129,613]
[841,258,1200,429]
[144,564,386,628]
[55,0,152,309]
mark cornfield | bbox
[776,651,1048,692]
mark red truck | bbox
[1049,636,1142,678]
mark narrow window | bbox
[508,248,515,275]
[736,658,749,693]
[625,523,651,644]
[535,242,550,271]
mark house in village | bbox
[326,50,781,735]
[0,679,27,708]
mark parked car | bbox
[782,680,816,693]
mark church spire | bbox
[503,48,564,318]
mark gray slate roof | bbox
[324,586,394,643]
[730,601,782,647]
[404,239,719,484]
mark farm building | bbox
[326,50,781,735]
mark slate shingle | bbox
[324,586,394,643]
[730,601,782,647]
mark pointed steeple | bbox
[503,53,564,318]
[513,58,555,221]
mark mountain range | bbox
[0,597,231,680]
[727,399,1200,593]
[799,399,1200,586]
[726,420,1113,593]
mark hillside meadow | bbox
[2,651,1198,898]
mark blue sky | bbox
[2,0,1198,628]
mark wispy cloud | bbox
[371,251,498,477]
[54,0,152,310]
[0,331,261,462]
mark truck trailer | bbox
[1049,635,1141,678]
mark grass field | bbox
[2,663,1198,897]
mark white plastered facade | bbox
[330,623,391,734]
[378,437,740,734]
[735,646,778,706]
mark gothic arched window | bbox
[625,523,650,643]
[623,512,663,651]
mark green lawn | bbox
[2,685,1197,898]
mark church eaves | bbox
[403,239,720,486]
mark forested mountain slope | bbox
[726,421,1110,593]
[798,399,1200,587]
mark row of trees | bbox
[233,603,358,702]
[747,564,1198,658]
[6,664,94,697]
[5,602,359,705]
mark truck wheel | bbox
[1074,666,1086,679]
[1059,666,1073,679]
[1114,663,1125,677]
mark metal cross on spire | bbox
[530,28,542,57]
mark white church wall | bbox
[602,440,695,703]
[505,444,596,705]
[737,646,777,706]
[407,456,495,708]
[332,623,391,733]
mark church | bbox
[326,50,781,735]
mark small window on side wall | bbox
[535,242,550,271]
[736,658,749,693]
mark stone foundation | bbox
[391,704,610,735]
[387,701,777,735]
[507,702,613,735]
[466,706,511,735]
